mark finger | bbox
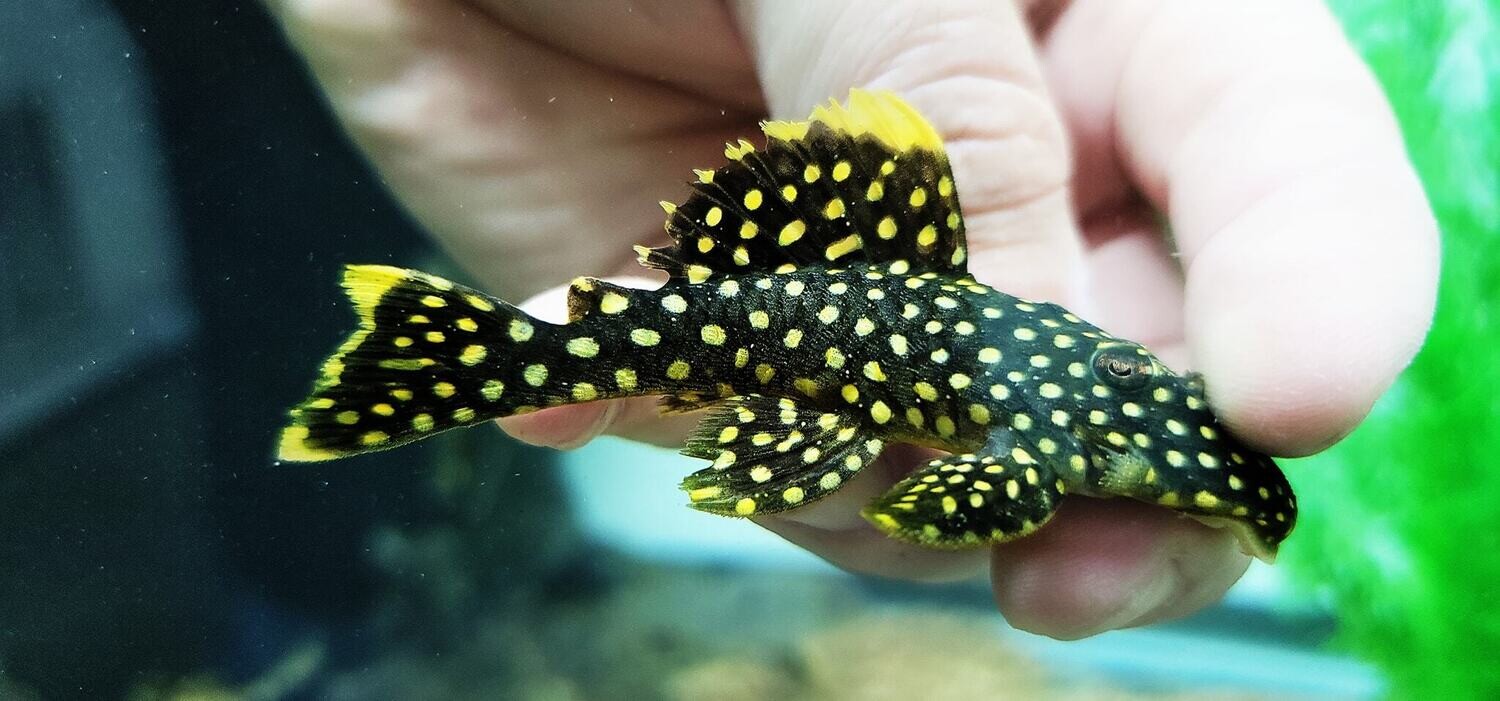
[735,0,1086,304]
[1051,0,1438,454]
[991,498,1250,640]
[270,0,757,297]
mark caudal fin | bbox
[278,265,553,462]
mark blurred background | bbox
[0,1,1494,699]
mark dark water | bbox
[0,3,1379,699]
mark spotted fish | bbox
[277,90,1296,561]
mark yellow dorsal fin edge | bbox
[761,89,944,154]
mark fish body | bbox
[279,90,1295,560]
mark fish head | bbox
[1075,341,1297,562]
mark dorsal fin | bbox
[637,90,968,284]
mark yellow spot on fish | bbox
[841,385,860,403]
[481,379,504,401]
[705,206,723,226]
[870,401,893,424]
[1013,328,1036,341]
[630,329,661,346]
[863,361,887,381]
[825,234,861,260]
[393,336,414,348]
[455,317,478,332]
[935,416,956,437]
[421,295,446,308]
[1195,491,1220,509]
[969,404,991,425]
[756,364,776,384]
[854,318,876,336]
[459,345,487,366]
[566,337,600,358]
[700,325,727,346]
[524,364,549,386]
[600,292,630,314]
[572,383,598,401]
[949,373,971,390]
[832,161,852,181]
[905,407,925,428]
[687,264,712,284]
[825,347,846,368]
[750,466,773,483]
[509,320,534,342]
[667,360,691,380]
[783,329,804,348]
[465,295,494,312]
[361,431,390,446]
[744,189,763,210]
[734,498,756,515]
[779,220,807,245]
[615,368,638,391]
[916,225,938,247]
[867,180,885,201]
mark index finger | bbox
[1112,1,1437,454]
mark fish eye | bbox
[1092,348,1153,391]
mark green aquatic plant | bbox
[1284,2,1499,698]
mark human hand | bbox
[271,0,1437,638]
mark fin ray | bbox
[863,433,1065,548]
[642,89,968,283]
[679,395,883,516]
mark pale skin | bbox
[270,0,1438,639]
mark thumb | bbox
[734,0,1084,304]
